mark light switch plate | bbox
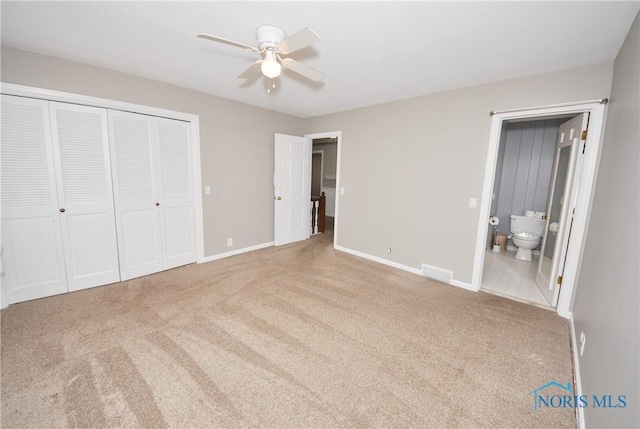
[469,197,477,208]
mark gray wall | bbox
[1,45,617,287]
[494,119,561,235]
[572,13,639,429]
[0,45,305,258]
[306,62,614,283]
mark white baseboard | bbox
[199,241,274,264]
[420,263,475,291]
[421,263,452,283]
[569,313,585,429]
[449,279,476,291]
[0,286,6,310]
[334,245,422,275]
[333,245,475,291]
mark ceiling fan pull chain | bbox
[266,78,277,93]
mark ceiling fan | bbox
[198,25,325,86]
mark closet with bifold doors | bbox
[1,94,196,306]
[108,110,195,281]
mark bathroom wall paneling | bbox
[494,119,562,233]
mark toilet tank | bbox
[510,215,546,236]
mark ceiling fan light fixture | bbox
[261,50,281,78]
[198,25,323,83]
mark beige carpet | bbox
[1,229,575,428]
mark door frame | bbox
[305,131,342,248]
[471,101,608,318]
[536,113,589,307]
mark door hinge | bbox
[581,130,588,140]
[557,275,563,285]
[582,142,586,154]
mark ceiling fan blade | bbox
[281,58,325,83]
[197,33,259,52]
[277,28,320,55]
[238,60,263,79]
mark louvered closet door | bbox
[0,95,68,303]
[157,118,196,269]
[49,102,120,291]
[108,110,163,280]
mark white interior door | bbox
[50,102,120,291]
[0,95,68,303]
[274,133,311,246]
[536,113,589,306]
[157,118,196,269]
[109,110,163,280]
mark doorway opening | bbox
[472,100,608,318]
[306,131,341,247]
[481,114,580,309]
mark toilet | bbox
[510,214,546,261]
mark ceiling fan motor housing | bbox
[256,25,286,50]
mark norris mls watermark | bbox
[529,381,627,411]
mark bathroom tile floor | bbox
[481,249,553,309]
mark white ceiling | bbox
[2,1,638,118]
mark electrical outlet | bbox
[227,238,233,247]
[580,331,586,356]
[387,247,392,254]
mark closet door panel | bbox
[109,110,163,280]
[50,102,120,291]
[163,205,195,265]
[157,119,196,269]
[119,209,161,270]
[0,95,68,303]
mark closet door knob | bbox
[59,208,66,213]
[155,202,160,207]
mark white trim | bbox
[569,313,585,429]
[421,263,452,283]
[199,242,275,263]
[420,263,475,291]
[472,101,608,319]
[336,246,475,290]
[190,117,205,262]
[305,131,342,248]
[1,82,206,264]
[449,279,476,291]
[555,105,607,318]
[1,83,196,121]
[490,99,607,116]
[0,225,4,309]
[335,245,422,275]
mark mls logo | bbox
[529,381,627,410]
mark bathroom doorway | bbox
[481,116,572,308]
[472,100,608,317]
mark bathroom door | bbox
[536,113,589,306]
